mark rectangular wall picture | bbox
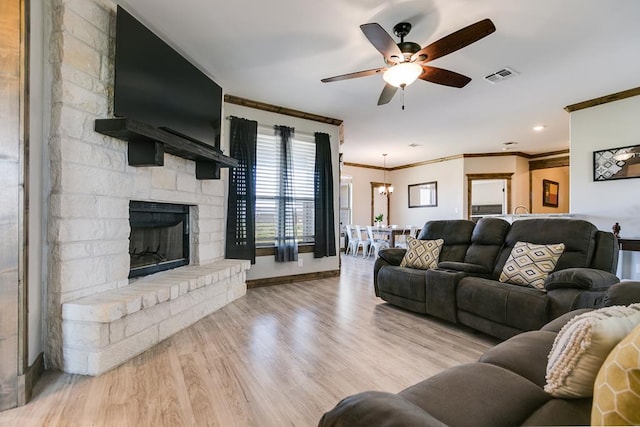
[593,144,640,181]
[542,179,559,208]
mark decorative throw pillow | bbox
[591,323,640,425]
[499,241,565,290]
[399,237,444,270]
[544,304,640,398]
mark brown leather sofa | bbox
[319,281,640,427]
[374,217,620,339]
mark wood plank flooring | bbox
[0,255,498,426]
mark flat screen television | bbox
[114,6,222,150]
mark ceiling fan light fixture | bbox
[383,62,423,88]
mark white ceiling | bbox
[119,0,640,168]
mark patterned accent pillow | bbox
[400,237,444,270]
[592,323,640,425]
[499,241,565,290]
[545,304,640,398]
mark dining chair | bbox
[355,226,370,257]
[366,225,390,258]
[345,225,359,256]
[395,225,418,249]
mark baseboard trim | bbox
[17,352,45,406]
[247,269,340,289]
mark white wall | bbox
[224,103,341,281]
[389,158,465,226]
[27,0,47,365]
[570,94,640,280]
[341,164,385,226]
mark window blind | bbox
[255,127,315,246]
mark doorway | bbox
[467,173,513,220]
[370,181,390,225]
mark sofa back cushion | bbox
[464,217,510,271]
[590,231,619,273]
[493,219,597,278]
[417,220,475,263]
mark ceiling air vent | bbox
[484,67,519,84]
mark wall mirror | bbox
[408,181,437,208]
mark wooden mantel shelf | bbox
[95,118,238,179]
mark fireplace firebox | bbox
[129,201,190,278]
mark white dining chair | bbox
[345,225,359,256]
[366,225,390,258]
[395,225,418,249]
[355,226,370,257]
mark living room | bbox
[2,0,640,424]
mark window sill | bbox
[256,245,315,257]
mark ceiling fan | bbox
[321,18,496,107]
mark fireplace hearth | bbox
[129,201,190,278]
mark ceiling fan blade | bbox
[360,23,404,63]
[377,83,398,105]
[321,67,386,83]
[411,18,496,63]
[419,66,472,88]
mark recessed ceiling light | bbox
[533,125,546,132]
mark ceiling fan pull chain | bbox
[401,84,406,110]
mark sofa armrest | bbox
[377,248,406,266]
[437,261,491,275]
[319,391,447,427]
[603,281,640,307]
[544,268,619,291]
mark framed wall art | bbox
[542,179,559,208]
[593,144,640,181]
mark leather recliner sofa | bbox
[319,282,640,427]
[374,217,620,340]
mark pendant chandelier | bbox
[378,153,394,196]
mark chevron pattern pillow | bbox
[400,237,444,270]
[499,241,565,290]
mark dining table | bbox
[369,226,419,248]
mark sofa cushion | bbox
[399,237,443,270]
[479,330,557,387]
[463,217,511,271]
[591,323,640,426]
[457,277,550,332]
[377,266,427,302]
[417,220,474,263]
[545,304,640,398]
[499,241,565,290]
[399,363,551,427]
[493,218,597,277]
[522,399,592,426]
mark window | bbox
[255,126,315,246]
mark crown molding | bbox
[564,87,640,113]
[224,94,343,126]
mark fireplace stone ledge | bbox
[61,259,250,375]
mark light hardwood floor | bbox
[1,255,498,426]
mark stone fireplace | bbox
[46,0,249,375]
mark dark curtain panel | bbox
[314,132,336,258]
[275,125,298,262]
[226,117,257,263]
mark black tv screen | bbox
[114,6,222,149]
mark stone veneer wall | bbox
[46,0,244,371]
